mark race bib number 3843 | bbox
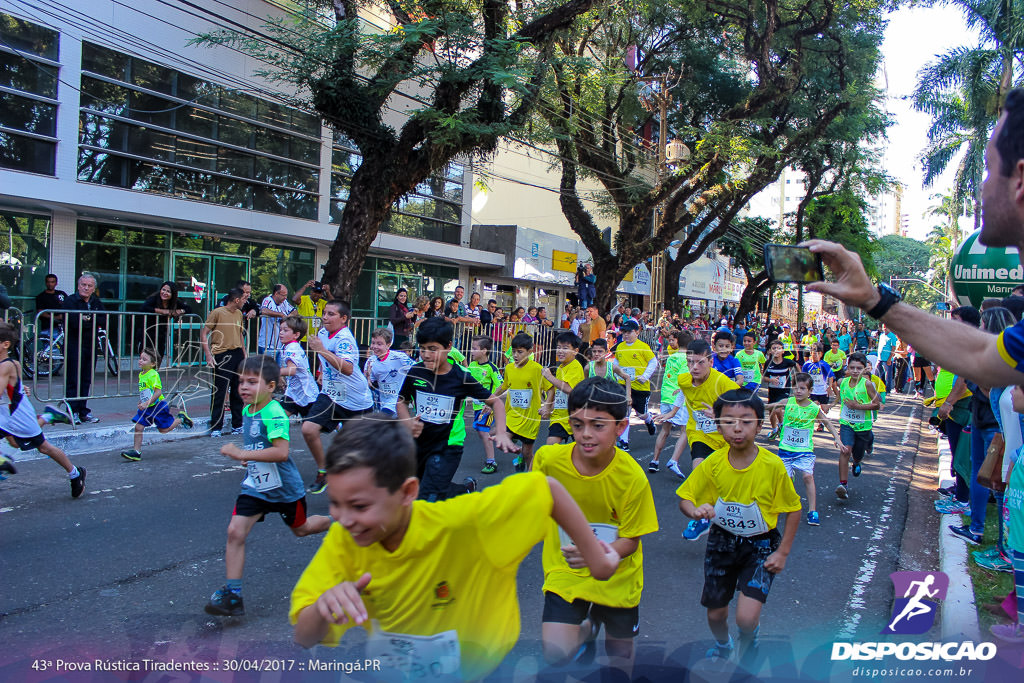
[713,498,769,537]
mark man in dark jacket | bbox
[64,273,105,423]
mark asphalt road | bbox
[0,394,1015,682]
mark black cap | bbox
[621,320,640,332]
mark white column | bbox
[49,210,78,287]
[54,31,81,182]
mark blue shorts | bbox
[778,450,816,475]
[473,408,493,432]
[132,400,175,429]
[744,382,760,393]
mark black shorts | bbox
[542,591,640,640]
[508,429,536,446]
[811,394,830,405]
[840,424,874,463]
[232,494,308,529]
[690,441,715,461]
[701,526,782,609]
[0,429,45,451]
[547,423,571,442]
[305,394,369,432]
[913,355,932,368]
[833,368,845,381]
[279,397,312,417]
[767,388,791,404]
[630,390,650,416]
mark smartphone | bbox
[935,302,951,311]
[763,244,824,284]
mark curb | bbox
[10,417,214,461]
[937,434,982,641]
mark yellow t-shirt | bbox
[295,296,326,342]
[677,369,741,450]
[543,359,585,434]
[676,446,802,531]
[533,444,659,608]
[289,471,552,681]
[614,339,656,391]
[503,360,544,439]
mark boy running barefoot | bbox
[277,315,319,418]
[612,320,659,450]
[397,318,516,500]
[0,323,86,497]
[736,332,767,393]
[120,348,193,461]
[835,353,881,502]
[363,327,415,416]
[768,373,846,526]
[763,341,798,439]
[205,356,331,617]
[290,416,621,681]
[494,332,545,471]
[651,329,693,476]
[712,331,744,384]
[677,389,802,663]
[540,332,586,446]
[678,340,741,541]
[467,336,503,474]
[535,377,658,671]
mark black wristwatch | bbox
[866,283,901,320]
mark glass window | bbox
[76,242,123,301]
[177,106,216,139]
[0,130,54,174]
[0,210,50,308]
[125,249,166,299]
[82,42,127,80]
[80,78,130,116]
[0,13,58,61]
[131,59,174,96]
[0,51,57,97]
[0,93,57,136]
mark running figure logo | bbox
[882,571,949,634]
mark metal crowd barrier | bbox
[28,310,209,420]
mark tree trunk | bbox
[593,255,627,315]
[736,271,771,323]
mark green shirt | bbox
[467,360,502,410]
[138,368,164,405]
[447,349,469,445]
[736,349,766,385]
[839,376,873,431]
[661,351,689,401]
[823,350,846,372]
[779,398,819,453]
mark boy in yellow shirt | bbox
[612,320,659,451]
[540,332,586,445]
[495,332,545,471]
[677,389,802,663]
[534,377,659,671]
[290,416,620,681]
[678,339,741,540]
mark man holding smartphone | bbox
[804,88,1024,391]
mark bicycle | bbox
[24,325,119,378]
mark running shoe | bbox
[79,414,100,424]
[572,620,601,665]
[180,411,194,430]
[667,460,686,480]
[481,461,497,475]
[0,455,16,474]
[70,467,86,498]
[975,553,1013,573]
[308,472,327,495]
[120,450,142,462]
[616,439,631,452]
[648,460,660,473]
[835,483,849,500]
[513,455,525,472]
[683,518,711,541]
[205,586,245,617]
[705,638,734,661]
[209,430,222,438]
[948,524,981,545]
[463,477,478,494]
[936,485,956,498]
[806,511,820,526]
[767,426,780,440]
[645,417,656,435]
[43,405,71,425]
[934,498,970,514]
[972,546,1002,562]
[231,427,244,436]
[990,623,1024,644]
[851,462,862,477]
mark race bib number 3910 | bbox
[416,391,456,424]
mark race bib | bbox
[780,426,812,450]
[767,375,785,388]
[366,624,460,682]
[324,380,346,404]
[742,369,756,384]
[140,388,154,405]
[553,391,569,410]
[621,366,637,381]
[245,461,282,492]
[416,391,456,424]
[812,377,826,395]
[694,411,717,433]
[841,404,865,423]
[508,389,532,409]
[557,522,619,547]
[713,498,769,537]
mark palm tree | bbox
[912,0,1024,228]
[925,192,970,299]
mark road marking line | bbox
[835,402,919,639]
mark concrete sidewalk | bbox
[937,432,982,641]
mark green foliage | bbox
[874,235,935,308]
[805,191,878,277]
